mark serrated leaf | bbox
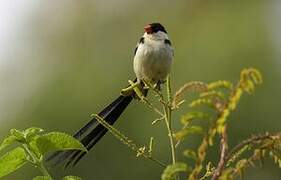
[0,135,17,151]
[161,162,190,180]
[0,147,27,178]
[32,176,52,180]
[36,132,87,155]
[62,175,82,180]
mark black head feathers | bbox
[144,23,167,34]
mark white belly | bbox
[133,41,173,83]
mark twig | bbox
[143,76,177,165]
[212,126,228,180]
[163,105,176,165]
[130,80,165,118]
[172,81,208,109]
[142,80,169,107]
[225,132,281,163]
[142,99,165,117]
[93,114,166,167]
[164,76,177,165]
[152,116,165,125]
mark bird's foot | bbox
[121,80,146,101]
[142,80,162,96]
[121,80,140,96]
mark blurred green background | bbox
[1,0,281,179]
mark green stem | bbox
[163,75,176,165]
[23,144,52,178]
[38,161,51,177]
[93,114,166,168]
[163,106,176,164]
[166,76,172,109]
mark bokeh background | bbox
[1,0,281,179]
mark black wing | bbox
[134,37,144,55]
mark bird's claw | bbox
[121,80,145,100]
[121,83,138,96]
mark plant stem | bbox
[23,143,52,178]
[163,106,176,164]
[163,75,176,165]
[225,132,281,163]
[38,161,52,177]
[166,76,172,112]
[212,126,228,180]
[93,114,166,168]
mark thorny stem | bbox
[23,143,51,178]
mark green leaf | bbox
[207,80,233,90]
[180,111,209,125]
[189,98,214,109]
[32,176,52,180]
[174,126,203,141]
[24,127,44,142]
[183,149,197,161]
[0,135,17,151]
[24,127,44,136]
[199,90,225,99]
[161,162,190,180]
[36,132,87,155]
[10,129,25,142]
[62,175,82,180]
[0,147,27,178]
[29,138,41,157]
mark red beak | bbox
[144,24,152,34]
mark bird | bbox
[47,22,174,167]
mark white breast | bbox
[133,33,173,83]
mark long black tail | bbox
[46,94,134,168]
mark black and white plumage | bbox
[47,23,173,167]
[134,23,173,84]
